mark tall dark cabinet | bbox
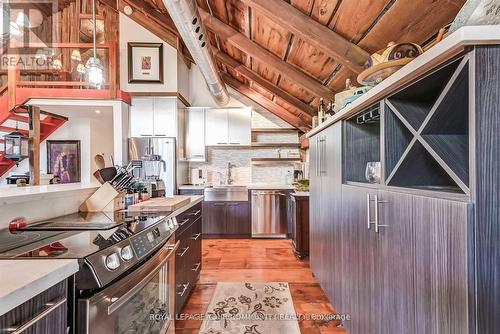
[309,39,500,334]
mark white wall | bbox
[177,54,190,101]
[119,13,178,93]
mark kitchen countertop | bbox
[0,183,100,202]
[178,185,209,190]
[292,191,310,197]
[0,259,79,316]
[180,184,295,190]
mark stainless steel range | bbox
[0,211,180,334]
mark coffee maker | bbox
[293,162,305,182]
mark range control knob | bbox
[120,245,134,261]
[105,253,120,270]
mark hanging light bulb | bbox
[86,0,103,88]
[71,49,82,62]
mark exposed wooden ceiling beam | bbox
[199,8,334,101]
[214,50,316,116]
[223,74,311,132]
[240,0,370,73]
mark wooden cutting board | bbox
[127,196,192,212]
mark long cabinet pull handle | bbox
[191,233,201,240]
[192,263,201,272]
[179,218,190,226]
[177,282,190,297]
[8,297,67,334]
[374,195,388,233]
[367,193,375,230]
[177,246,190,257]
[189,210,201,216]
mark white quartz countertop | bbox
[0,259,79,316]
[0,183,100,201]
[246,184,295,190]
[292,191,310,197]
[178,185,209,190]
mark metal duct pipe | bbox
[163,0,229,106]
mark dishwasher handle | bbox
[252,191,287,196]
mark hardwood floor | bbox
[176,239,347,334]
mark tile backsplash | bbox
[189,146,297,185]
[188,109,299,185]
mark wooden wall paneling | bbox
[329,0,392,43]
[250,12,290,58]
[240,0,370,73]
[223,74,311,131]
[250,58,279,83]
[290,0,315,15]
[473,45,500,334]
[214,49,316,114]
[285,38,338,82]
[310,0,340,26]
[277,77,316,105]
[357,0,465,53]
[200,8,335,100]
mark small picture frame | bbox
[47,140,81,184]
[128,42,164,84]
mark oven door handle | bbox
[107,240,180,315]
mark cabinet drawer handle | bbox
[367,194,375,230]
[374,195,388,233]
[177,246,190,257]
[192,263,201,272]
[177,282,190,297]
[189,210,201,216]
[216,142,226,145]
[140,134,153,137]
[213,203,226,206]
[191,233,201,240]
[179,218,190,226]
[193,154,204,158]
[229,142,240,145]
[8,297,66,334]
[155,134,166,136]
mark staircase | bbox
[0,91,67,178]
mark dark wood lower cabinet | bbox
[291,194,309,259]
[0,280,68,334]
[175,204,203,315]
[202,201,250,238]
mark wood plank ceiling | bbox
[122,0,465,131]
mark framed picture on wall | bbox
[128,42,164,83]
[47,140,81,184]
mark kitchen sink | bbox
[204,186,248,201]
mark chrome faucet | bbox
[226,162,234,185]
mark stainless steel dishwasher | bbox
[251,190,288,238]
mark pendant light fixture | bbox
[86,0,103,87]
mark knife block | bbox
[79,182,125,212]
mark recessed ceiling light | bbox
[95,109,101,114]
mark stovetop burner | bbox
[0,212,169,259]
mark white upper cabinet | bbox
[185,108,206,161]
[130,97,177,138]
[205,108,229,145]
[153,98,177,137]
[130,98,154,137]
[228,107,251,145]
[205,107,251,146]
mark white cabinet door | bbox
[205,108,229,145]
[228,107,251,145]
[153,98,177,137]
[130,97,154,137]
[186,108,206,161]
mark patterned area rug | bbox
[199,282,301,334]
